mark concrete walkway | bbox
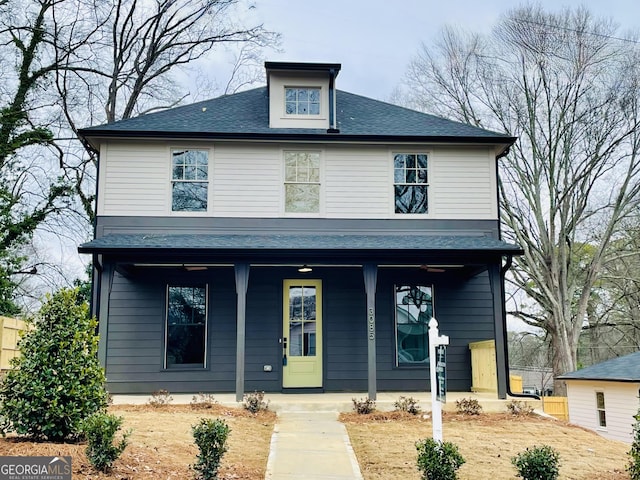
[265,410,363,480]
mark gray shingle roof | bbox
[559,350,640,382]
[79,233,522,254]
[79,87,514,143]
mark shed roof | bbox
[79,87,515,149]
[559,350,640,383]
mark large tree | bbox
[402,5,640,393]
[0,0,277,313]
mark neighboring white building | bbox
[559,351,640,444]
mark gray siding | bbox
[102,264,496,394]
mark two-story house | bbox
[78,62,521,401]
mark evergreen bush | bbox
[192,418,230,480]
[0,288,108,441]
[512,445,560,480]
[82,412,130,472]
[416,437,465,480]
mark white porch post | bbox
[235,263,250,402]
[363,263,378,400]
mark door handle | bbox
[282,337,287,366]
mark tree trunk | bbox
[550,327,577,397]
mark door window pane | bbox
[288,286,317,357]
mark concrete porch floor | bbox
[111,391,541,413]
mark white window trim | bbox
[281,148,325,217]
[168,146,213,216]
[390,150,431,217]
[595,391,607,430]
[164,284,209,370]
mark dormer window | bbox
[285,87,321,115]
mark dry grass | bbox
[0,403,276,479]
[341,411,631,480]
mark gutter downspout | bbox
[501,254,540,400]
[327,68,340,133]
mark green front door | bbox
[282,279,322,388]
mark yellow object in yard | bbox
[543,396,569,420]
[469,339,497,393]
[0,316,28,370]
[510,374,523,393]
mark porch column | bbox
[363,263,378,400]
[234,263,250,402]
[96,259,114,368]
[489,262,508,399]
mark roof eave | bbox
[560,376,640,383]
[77,129,517,150]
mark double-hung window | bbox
[285,87,321,115]
[596,391,607,428]
[395,285,433,366]
[172,149,208,212]
[165,286,207,368]
[394,153,428,214]
[284,151,321,213]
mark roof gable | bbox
[559,350,640,382]
[79,87,514,147]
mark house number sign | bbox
[368,308,375,340]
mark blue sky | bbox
[245,0,639,101]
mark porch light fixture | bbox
[298,265,313,273]
[184,265,208,271]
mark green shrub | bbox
[394,396,422,415]
[242,391,269,413]
[628,409,640,480]
[455,397,482,415]
[192,418,230,480]
[148,389,173,407]
[416,437,465,480]
[82,412,130,472]
[506,400,535,416]
[352,397,376,414]
[0,288,108,441]
[512,445,560,480]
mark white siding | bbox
[324,146,389,218]
[100,141,169,216]
[566,380,640,444]
[430,147,497,219]
[212,144,281,217]
[98,141,498,220]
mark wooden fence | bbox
[0,316,27,370]
[542,396,569,421]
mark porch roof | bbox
[79,232,522,256]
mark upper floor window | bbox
[165,285,207,369]
[394,153,428,214]
[285,87,321,115]
[284,151,320,213]
[395,285,433,366]
[172,149,208,212]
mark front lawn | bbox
[0,404,276,479]
[341,411,630,479]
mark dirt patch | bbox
[341,411,631,480]
[0,404,276,479]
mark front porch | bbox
[111,391,542,413]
